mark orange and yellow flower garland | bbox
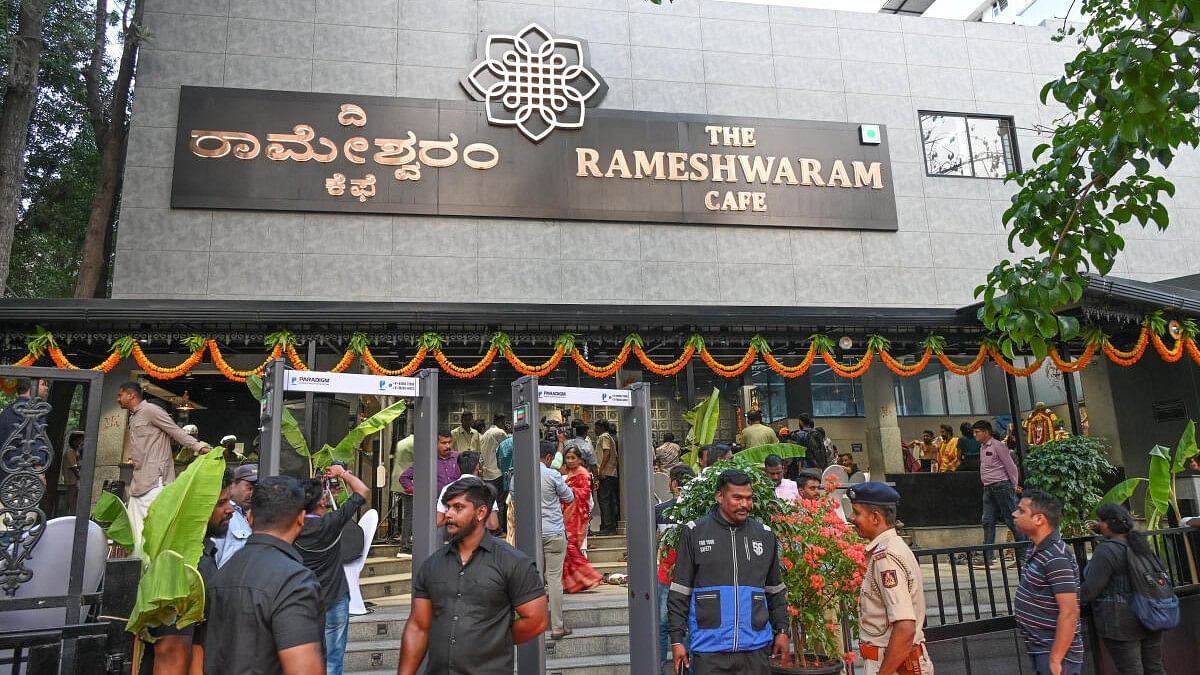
[7,321,1200,384]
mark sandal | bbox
[551,629,573,640]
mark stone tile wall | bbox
[115,0,1200,306]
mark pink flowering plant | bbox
[770,475,867,667]
[659,459,866,669]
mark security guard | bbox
[848,482,934,675]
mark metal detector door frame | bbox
[510,378,657,675]
[260,360,442,561]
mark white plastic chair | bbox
[0,517,108,674]
[344,508,378,616]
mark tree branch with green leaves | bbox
[977,1,1199,360]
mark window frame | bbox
[918,111,1022,180]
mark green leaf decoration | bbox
[736,442,806,466]
[748,335,772,355]
[126,551,205,640]
[311,444,334,471]
[624,333,645,349]
[265,330,296,348]
[1098,477,1147,512]
[685,334,706,351]
[246,374,310,457]
[112,336,136,359]
[1146,310,1167,336]
[1081,325,1109,347]
[1181,319,1198,339]
[921,334,947,353]
[1146,444,1173,531]
[682,388,721,465]
[329,400,408,465]
[808,334,835,354]
[348,332,370,355]
[866,334,891,354]
[140,450,227,564]
[1171,420,1198,475]
[490,332,512,355]
[181,335,207,353]
[91,491,133,549]
[416,332,443,352]
[554,333,577,355]
[26,326,57,357]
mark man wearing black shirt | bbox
[204,475,324,675]
[398,477,548,675]
[294,464,368,675]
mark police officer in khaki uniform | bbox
[848,482,934,675]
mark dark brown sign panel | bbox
[171,86,898,230]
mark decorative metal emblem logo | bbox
[461,23,607,143]
[0,396,52,596]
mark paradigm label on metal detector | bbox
[537,385,632,407]
[284,371,420,397]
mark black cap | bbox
[847,481,900,506]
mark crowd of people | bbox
[53,386,1182,675]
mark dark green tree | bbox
[977,1,1200,358]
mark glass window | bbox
[893,362,947,416]
[810,364,865,417]
[749,366,788,424]
[920,112,1018,179]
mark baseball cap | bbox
[233,464,258,483]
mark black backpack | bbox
[1122,542,1180,631]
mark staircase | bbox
[347,530,636,674]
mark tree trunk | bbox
[0,0,53,295]
[75,0,142,298]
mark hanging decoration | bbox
[6,313,1199,383]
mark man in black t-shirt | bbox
[294,464,368,675]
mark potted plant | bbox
[659,458,865,674]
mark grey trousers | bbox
[690,647,771,675]
[542,533,567,631]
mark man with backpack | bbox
[1012,490,1084,675]
[789,414,829,469]
[1080,503,1174,675]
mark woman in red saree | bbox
[561,447,603,593]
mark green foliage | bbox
[90,491,132,548]
[737,441,806,466]
[127,450,226,640]
[1098,477,1147,510]
[246,374,310,457]
[681,387,721,465]
[1147,444,1173,530]
[1024,435,1114,535]
[976,0,1200,358]
[659,458,789,560]
[329,399,407,465]
[1171,419,1198,474]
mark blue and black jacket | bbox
[667,507,789,653]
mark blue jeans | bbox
[982,481,1027,563]
[1030,653,1082,675]
[324,593,350,675]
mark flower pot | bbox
[770,656,845,675]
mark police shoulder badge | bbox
[881,569,898,588]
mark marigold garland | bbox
[5,320,1200,384]
[762,346,818,378]
[434,347,497,379]
[1150,333,1184,363]
[572,345,632,380]
[822,350,874,379]
[363,346,428,377]
[880,350,932,377]
[633,344,695,377]
[700,347,756,377]
[506,347,565,377]
[1103,325,1150,366]
[936,346,989,376]
[208,340,282,383]
[1048,344,1096,372]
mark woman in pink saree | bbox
[561,447,603,593]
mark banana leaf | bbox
[1172,420,1198,474]
[311,444,335,471]
[1098,477,1146,512]
[736,442,807,466]
[140,450,226,565]
[329,399,407,464]
[683,388,721,447]
[91,491,133,549]
[1146,444,1172,530]
[246,374,310,457]
[125,550,206,640]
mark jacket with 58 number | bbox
[667,507,789,653]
